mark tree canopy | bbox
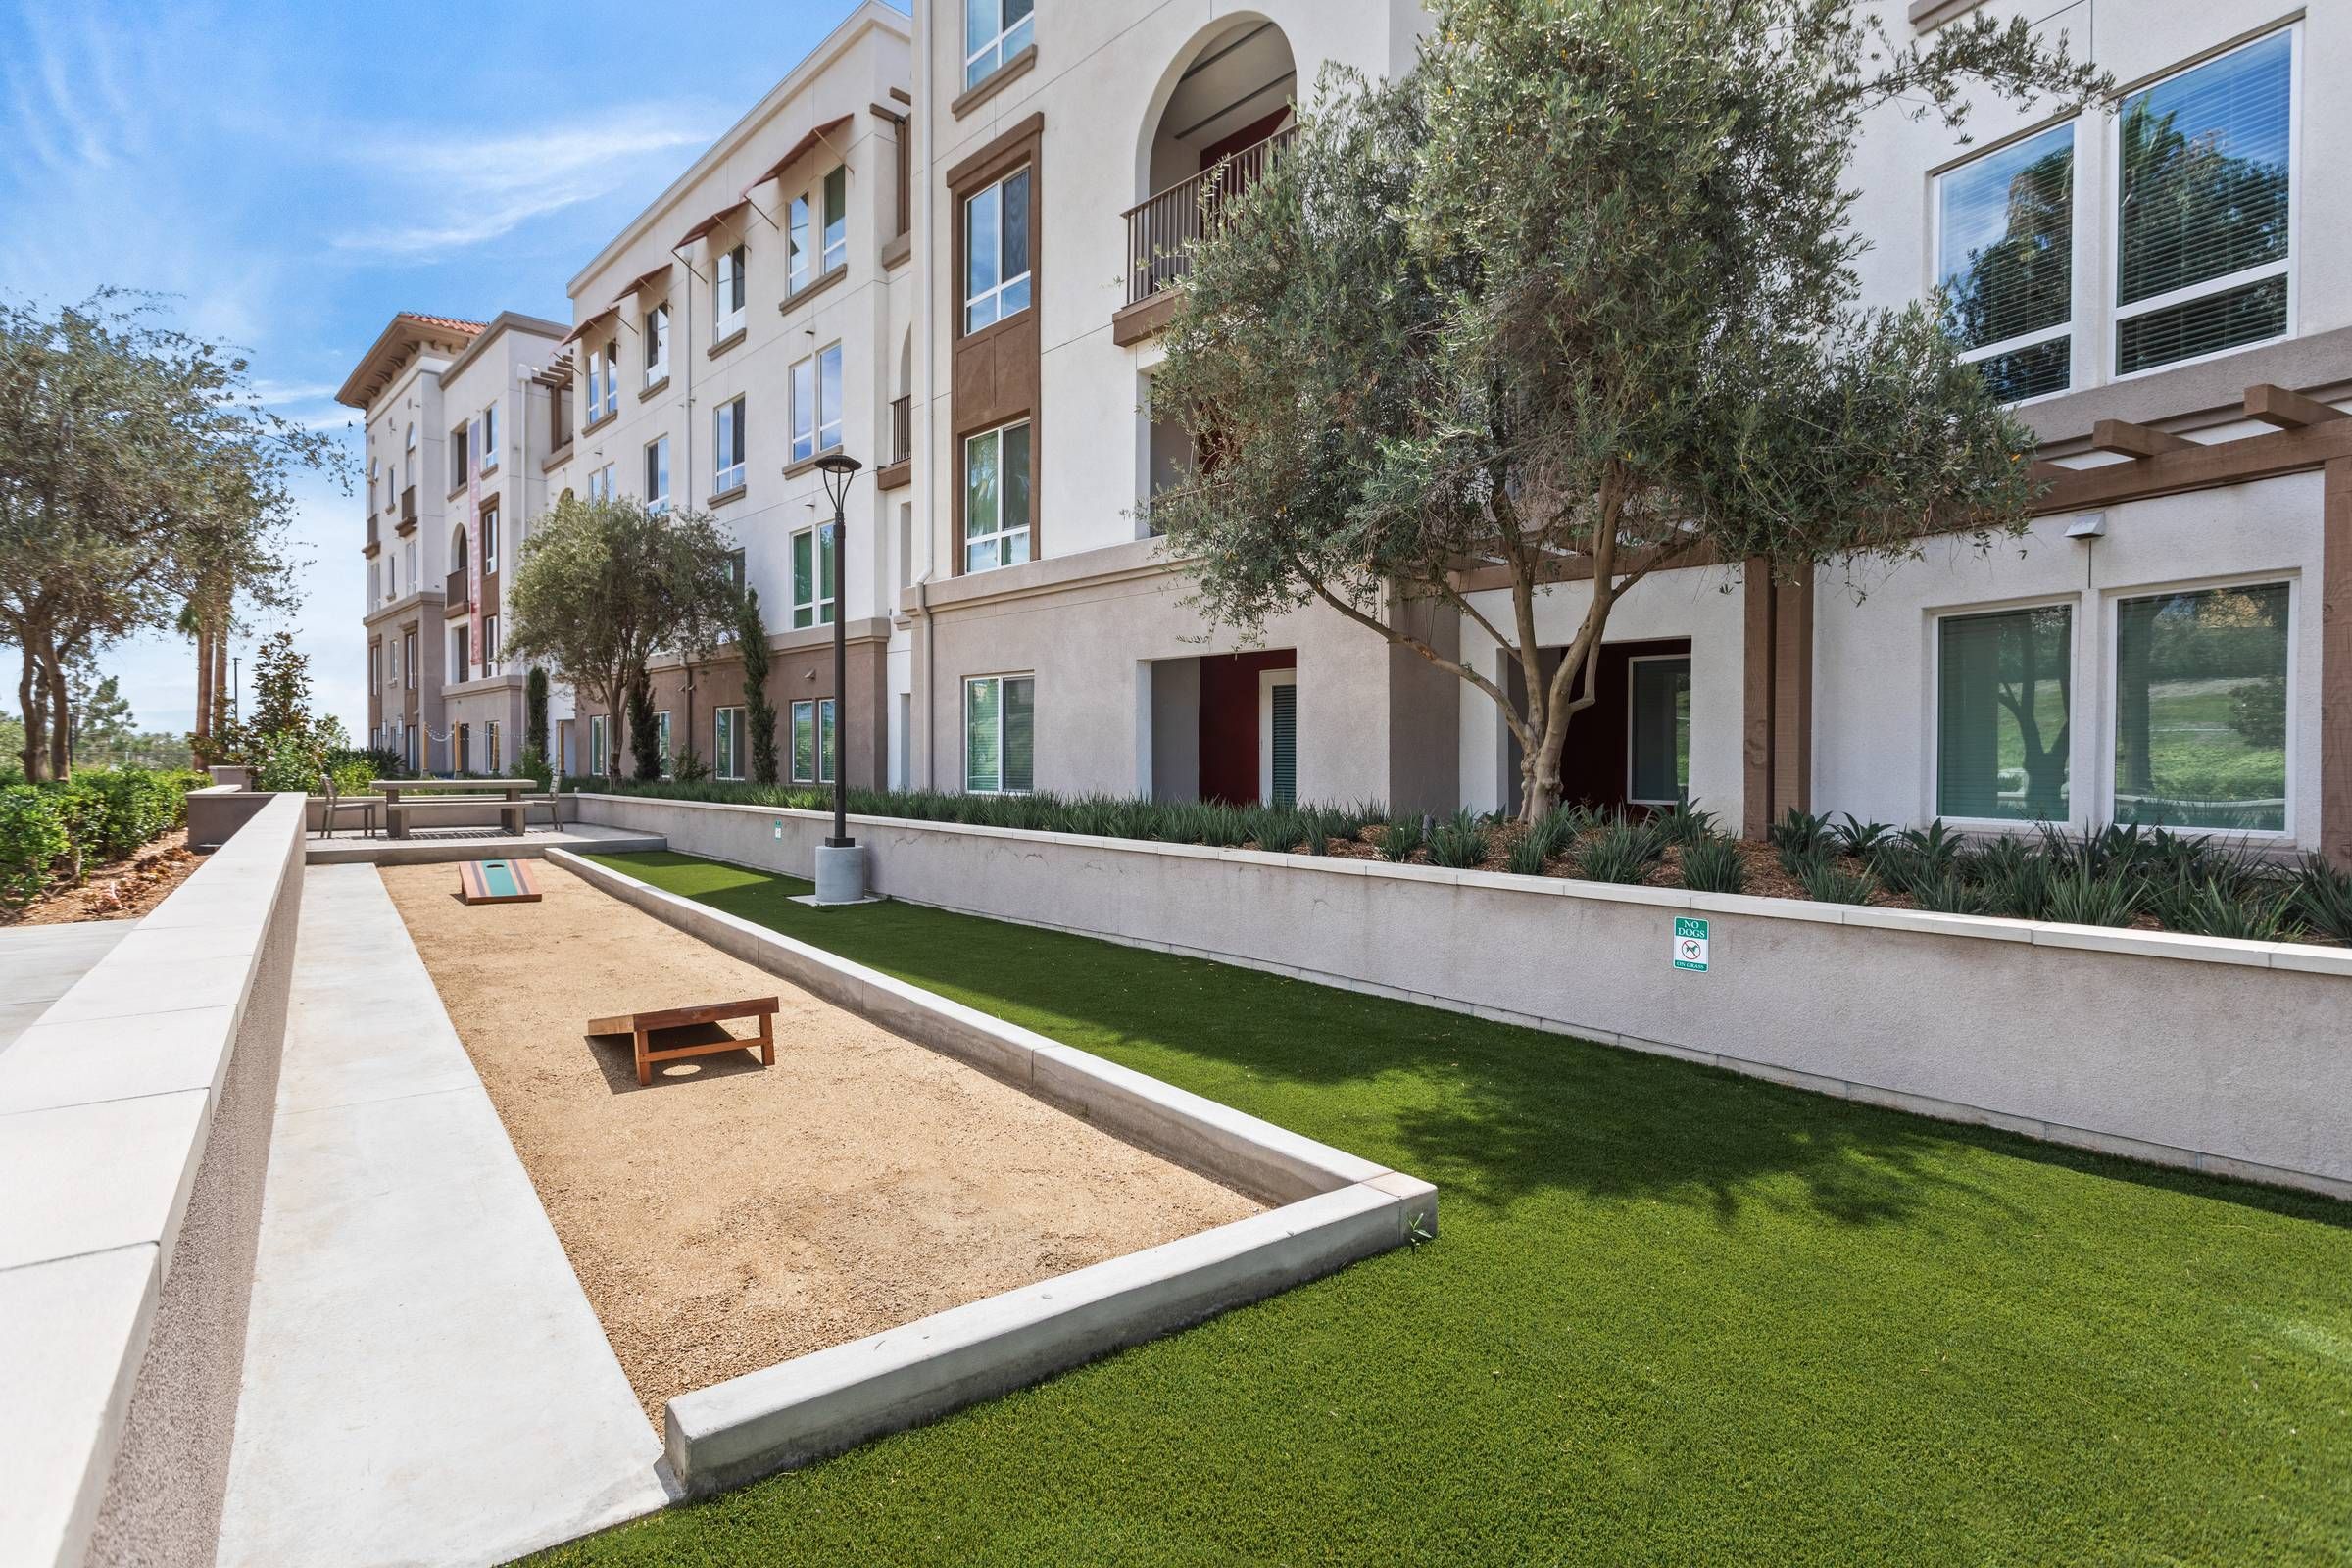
[499,494,742,780]
[1149,0,2109,819]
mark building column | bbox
[1741,558,1815,839]
[2325,457,2352,866]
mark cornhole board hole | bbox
[589,997,780,1087]
[459,858,543,905]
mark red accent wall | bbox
[1198,650,1297,806]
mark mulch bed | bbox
[2,829,203,927]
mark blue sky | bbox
[1,0,889,744]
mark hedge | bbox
[0,767,206,910]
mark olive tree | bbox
[500,495,740,781]
[1149,0,2108,820]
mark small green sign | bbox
[1673,916,1710,972]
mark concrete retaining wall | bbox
[0,792,307,1568]
[575,792,2352,1200]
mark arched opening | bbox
[450,523,468,573]
[1125,18,1297,307]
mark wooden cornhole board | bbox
[589,997,780,1087]
[458,858,542,905]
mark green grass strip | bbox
[530,850,2352,1567]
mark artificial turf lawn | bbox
[535,850,2352,1567]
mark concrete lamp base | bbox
[797,842,883,908]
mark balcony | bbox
[365,513,379,555]
[445,568,468,613]
[877,394,913,491]
[399,485,417,532]
[1122,127,1292,312]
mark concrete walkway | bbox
[218,864,671,1567]
[0,922,131,1053]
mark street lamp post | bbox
[811,452,865,905]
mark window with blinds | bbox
[1936,605,2072,822]
[2116,28,2292,375]
[1267,680,1297,808]
[964,674,1034,794]
[1938,122,2075,402]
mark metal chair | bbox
[318,773,379,840]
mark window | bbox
[643,302,669,384]
[451,422,469,489]
[1626,656,1691,808]
[655,710,672,777]
[963,0,1033,89]
[368,559,379,606]
[791,344,843,463]
[481,613,498,668]
[1261,671,1298,808]
[1937,605,2072,822]
[368,458,379,508]
[450,624,469,680]
[486,721,503,774]
[963,420,1032,572]
[723,548,747,595]
[716,245,747,339]
[791,525,836,628]
[791,698,836,784]
[645,435,670,511]
[589,713,609,775]
[587,340,618,422]
[962,168,1031,332]
[480,402,498,470]
[821,166,848,273]
[2116,28,2293,375]
[481,506,499,573]
[1938,122,2075,402]
[389,554,400,599]
[715,706,746,781]
[404,422,416,487]
[587,462,617,503]
[405,539,416,590]
[964,674,1033,793]
[2114,581,2289,832]
[714,396,747,493]
[450,523,467,574]
[369,644,380,694]
[790,194,811,292]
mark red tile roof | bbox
[397,313,488,334]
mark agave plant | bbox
[2149,872,2300,942]
[1429,808,1492,869]
[2044,862,2141,927]
[1830,813,1895,858]
[1377,815,1428,862]
[2293,855,2352,943]
[1908,870,1991,916]
[1578,819,1664,885]
[1652,799,1719,848]
[1767,807,1833,859]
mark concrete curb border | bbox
[546,849,1437,1495]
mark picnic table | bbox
[374,777,536,839]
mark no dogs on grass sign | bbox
[1673,916,1710,972]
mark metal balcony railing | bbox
[890,394,912,465]
[1121,127,1294,308]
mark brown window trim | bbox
[950,43,1037,121]
[880,232,911,270]
[709,481,749,508]
[947,112,1045,577]
[581,408,618,437]
[780,263,850,314]
[783,447,849,479]
[639,374,670,402]
[706,325,748,361]
[952,417,1039,578]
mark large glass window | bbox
[1937,605,2073,821]
[716,244,748,338]
[791,525,835,629]
[589,713,609,776]
[2116,29,2292,375]
[962,168,1032,332]
[791,698,836,784]
[817,343,842,453]
[791,357,816,464]
[1626,656,1691,807]
[963,0,1034,89]
[644,435,670,511]
[964,674,1034,794]
[2114,582,2289,832]
[714,397,746,493]
[789,196,811,291]
[715,706,745,781]
[963,420,1032,572]
[644,302,669,383]
[1938,122,2075,402]
[822,167,848,273]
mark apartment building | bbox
[893,0,2347,862]
[339,311,568,773]
[342,1,2346,862]
[550,1,916,787]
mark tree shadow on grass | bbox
[602,851,2352,1237]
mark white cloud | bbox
[332,110,715,258]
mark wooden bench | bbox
[588,997,780,1087]
[381,795,529,837]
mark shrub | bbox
[1909,871,1990,916]
[1428,809,1491,869]
[2045,863,2140,928]
[2148,871,2298,943]
[0,785,70,906]
[1677,836,1745,895]
[1830,813,1895,858]
[1970,837,2054,921]
[1577,818,1662,885]
[2292,855,2352,944]
[1652,799,1717,848]
[671,747,712,785]
[2229,674,2286,749]
[1767,807,1833,858]
[1376,815,1427,862]
[1798,859,1874,906]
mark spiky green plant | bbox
[1377,815,1428,862]
[2045,862,2141,927]
[1677,836,1745,895]
[2292,854,2352,943]
[1653,799,1718,848]
[1577,819,1662,884]
[1429,808,1491,869]
[1798,859,1874,906]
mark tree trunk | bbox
[47,657,71,779]
[193,621,214,761]
[16,647,43,782]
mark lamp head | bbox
[814,451,863,511]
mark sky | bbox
[0,0,893,744]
